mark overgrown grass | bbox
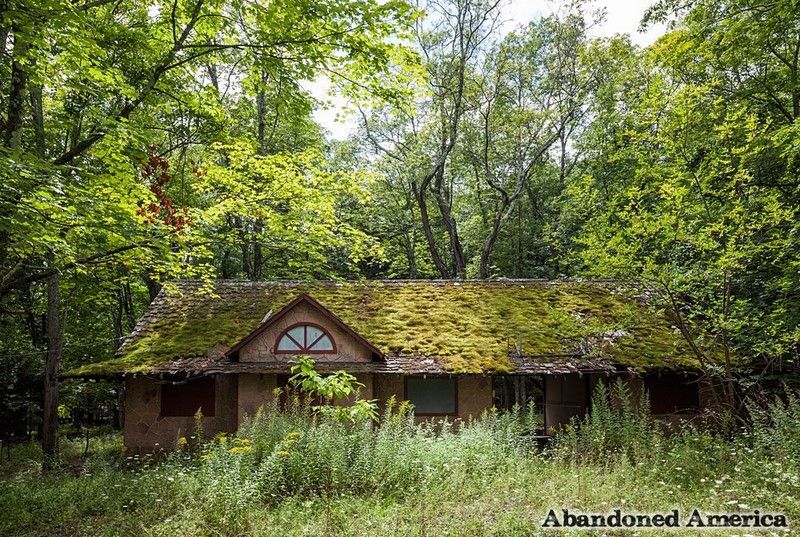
[2,388,800,536]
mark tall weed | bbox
[553,380,663,463]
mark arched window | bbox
[275,323,336,353]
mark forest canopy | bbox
[0,0,798,456]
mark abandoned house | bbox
[69,280,710,450]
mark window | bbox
[405,377,457,415]
[644,373,700,414]
[160,377,216,417]
[275,323,335,353]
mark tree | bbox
[360,0,595,279]
[0,0,414,464]
[361,0,504,278]
[460,8,595,278]
[560,0,800,415]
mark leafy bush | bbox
[195,395,538,507]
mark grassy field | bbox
[2,388,799,536]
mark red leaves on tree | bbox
[137,146,191,232]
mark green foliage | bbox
[288,356,359,400]
[748,391,800,465]
[3,0,800,479]
[559,0,800,372]
[189,398,534,507]
[358,0,799,381]
[1,0,417,442]
[554,380,662,464]
[288,356,379,423]
[4,395,800,535]
[196,144,382,278]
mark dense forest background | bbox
[0,0,798,453]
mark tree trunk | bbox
[30,84,45,158]
[206,63,219,92]
[479,198,520,279]
[251,221,263,280]
[5,30,28,147]
[122,281,136,331]
[42,263,62,471]
[431,160,466,278]
[412,180,450,278]
[0,0,8,62]
[256,87,267,154]
[112,293,123,351]
[144,275,161,303]
[478,215,504,279]
[403,229,417,278]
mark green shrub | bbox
[553,380,663,463]
[4,387,800,536]
[748,390,800,463]
[195,396,537,507]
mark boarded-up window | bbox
[644,373,699,414]
[160,377,215,417]
[405,377,457,415]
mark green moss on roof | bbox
[71,280,701,376]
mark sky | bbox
[310,0,668,140]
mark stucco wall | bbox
[239,301,373,362]
[457,375,493,419]
[373,374,492,421]
[236,373,373,426]
[123,375,238,451]
[237,373,277,421]
[349,373,374,403]
[374,374,404,407]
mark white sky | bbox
[310,0,667,140]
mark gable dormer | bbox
[226,294,382,363]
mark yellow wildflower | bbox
[177,437,188,447]
[277,450,291,457]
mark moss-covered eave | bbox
[64,350,709,379]
[63,279,717,378]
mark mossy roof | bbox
[70,279,702,377]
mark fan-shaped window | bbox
[275,323,336,354]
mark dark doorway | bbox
[493,375,545,425]
[644,372,700,414]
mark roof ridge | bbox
[168,278,624,285]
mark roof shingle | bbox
[69,279,700,376]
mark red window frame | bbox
[274,322,337,354]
